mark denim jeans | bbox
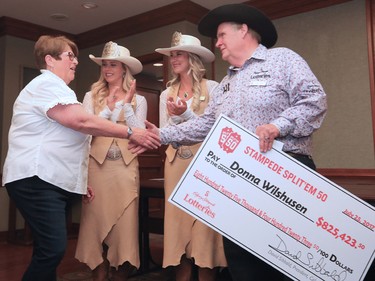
[6,176,78,281]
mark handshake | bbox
[127,120,161,154]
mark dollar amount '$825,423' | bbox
[316,217,366,250]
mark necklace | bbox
[178,83,191,100]
[109,88,127,102]
[108,92,118,102]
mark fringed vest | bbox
[90,96,137,165]
[165,79,210,163]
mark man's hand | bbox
[144,120,159,135]
[128,120,160,154]
[255,124,280,153]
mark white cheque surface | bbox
[169,114,375,281]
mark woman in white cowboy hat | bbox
[75,41,145,281]
[156,32,227,281]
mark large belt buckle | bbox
[177,146,193,159]
[106,146,122,160]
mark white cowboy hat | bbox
[89,41,143,75]
[155,32,215,63]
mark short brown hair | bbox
[34,35,78,69]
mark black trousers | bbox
[223,153,316,281]
[6,176,78,281]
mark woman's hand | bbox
[82,185,95,204]
[128,120,160,154]
[167,97,187,116]
[124,79,136,103]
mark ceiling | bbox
[0,0,244,81]
[0,0,243,35]
[0,0,352,80]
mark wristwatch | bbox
[127,126,133,139]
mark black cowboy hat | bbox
[198,4,278,48]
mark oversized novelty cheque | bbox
[169,114,375,281]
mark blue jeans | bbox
[6,176,78,281]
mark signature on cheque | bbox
[269,235,348,281]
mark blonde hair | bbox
[34,35,78,69]
[167,52,207,112]
[91,64,134,114]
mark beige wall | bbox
[274,0,374,168]
[212,0,374,169]
[1,37,36,231]
[0,0,373,231]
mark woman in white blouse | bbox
[156,32,227,281]
[3,36,159,281]
[75,41,146,281]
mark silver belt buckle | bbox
[106,146,122,160]
[177,146,193,159]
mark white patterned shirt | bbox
[160,44,327,156]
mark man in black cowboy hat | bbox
[132,3,328,280]
[196,5,375,281]
[197,5,326,280]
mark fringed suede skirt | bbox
[162,143,227,269]
[75,156,140,270]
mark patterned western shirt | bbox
[160,44,327,156]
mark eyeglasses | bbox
[61,51,78,61]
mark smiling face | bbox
[169,50,190,75]
[101,60,125,86]
[34,35,79,85]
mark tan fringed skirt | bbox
[162,143,227,269]
[75,156,140,270]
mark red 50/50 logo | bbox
[219,127,241,153]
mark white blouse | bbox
[2,70,90,194]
